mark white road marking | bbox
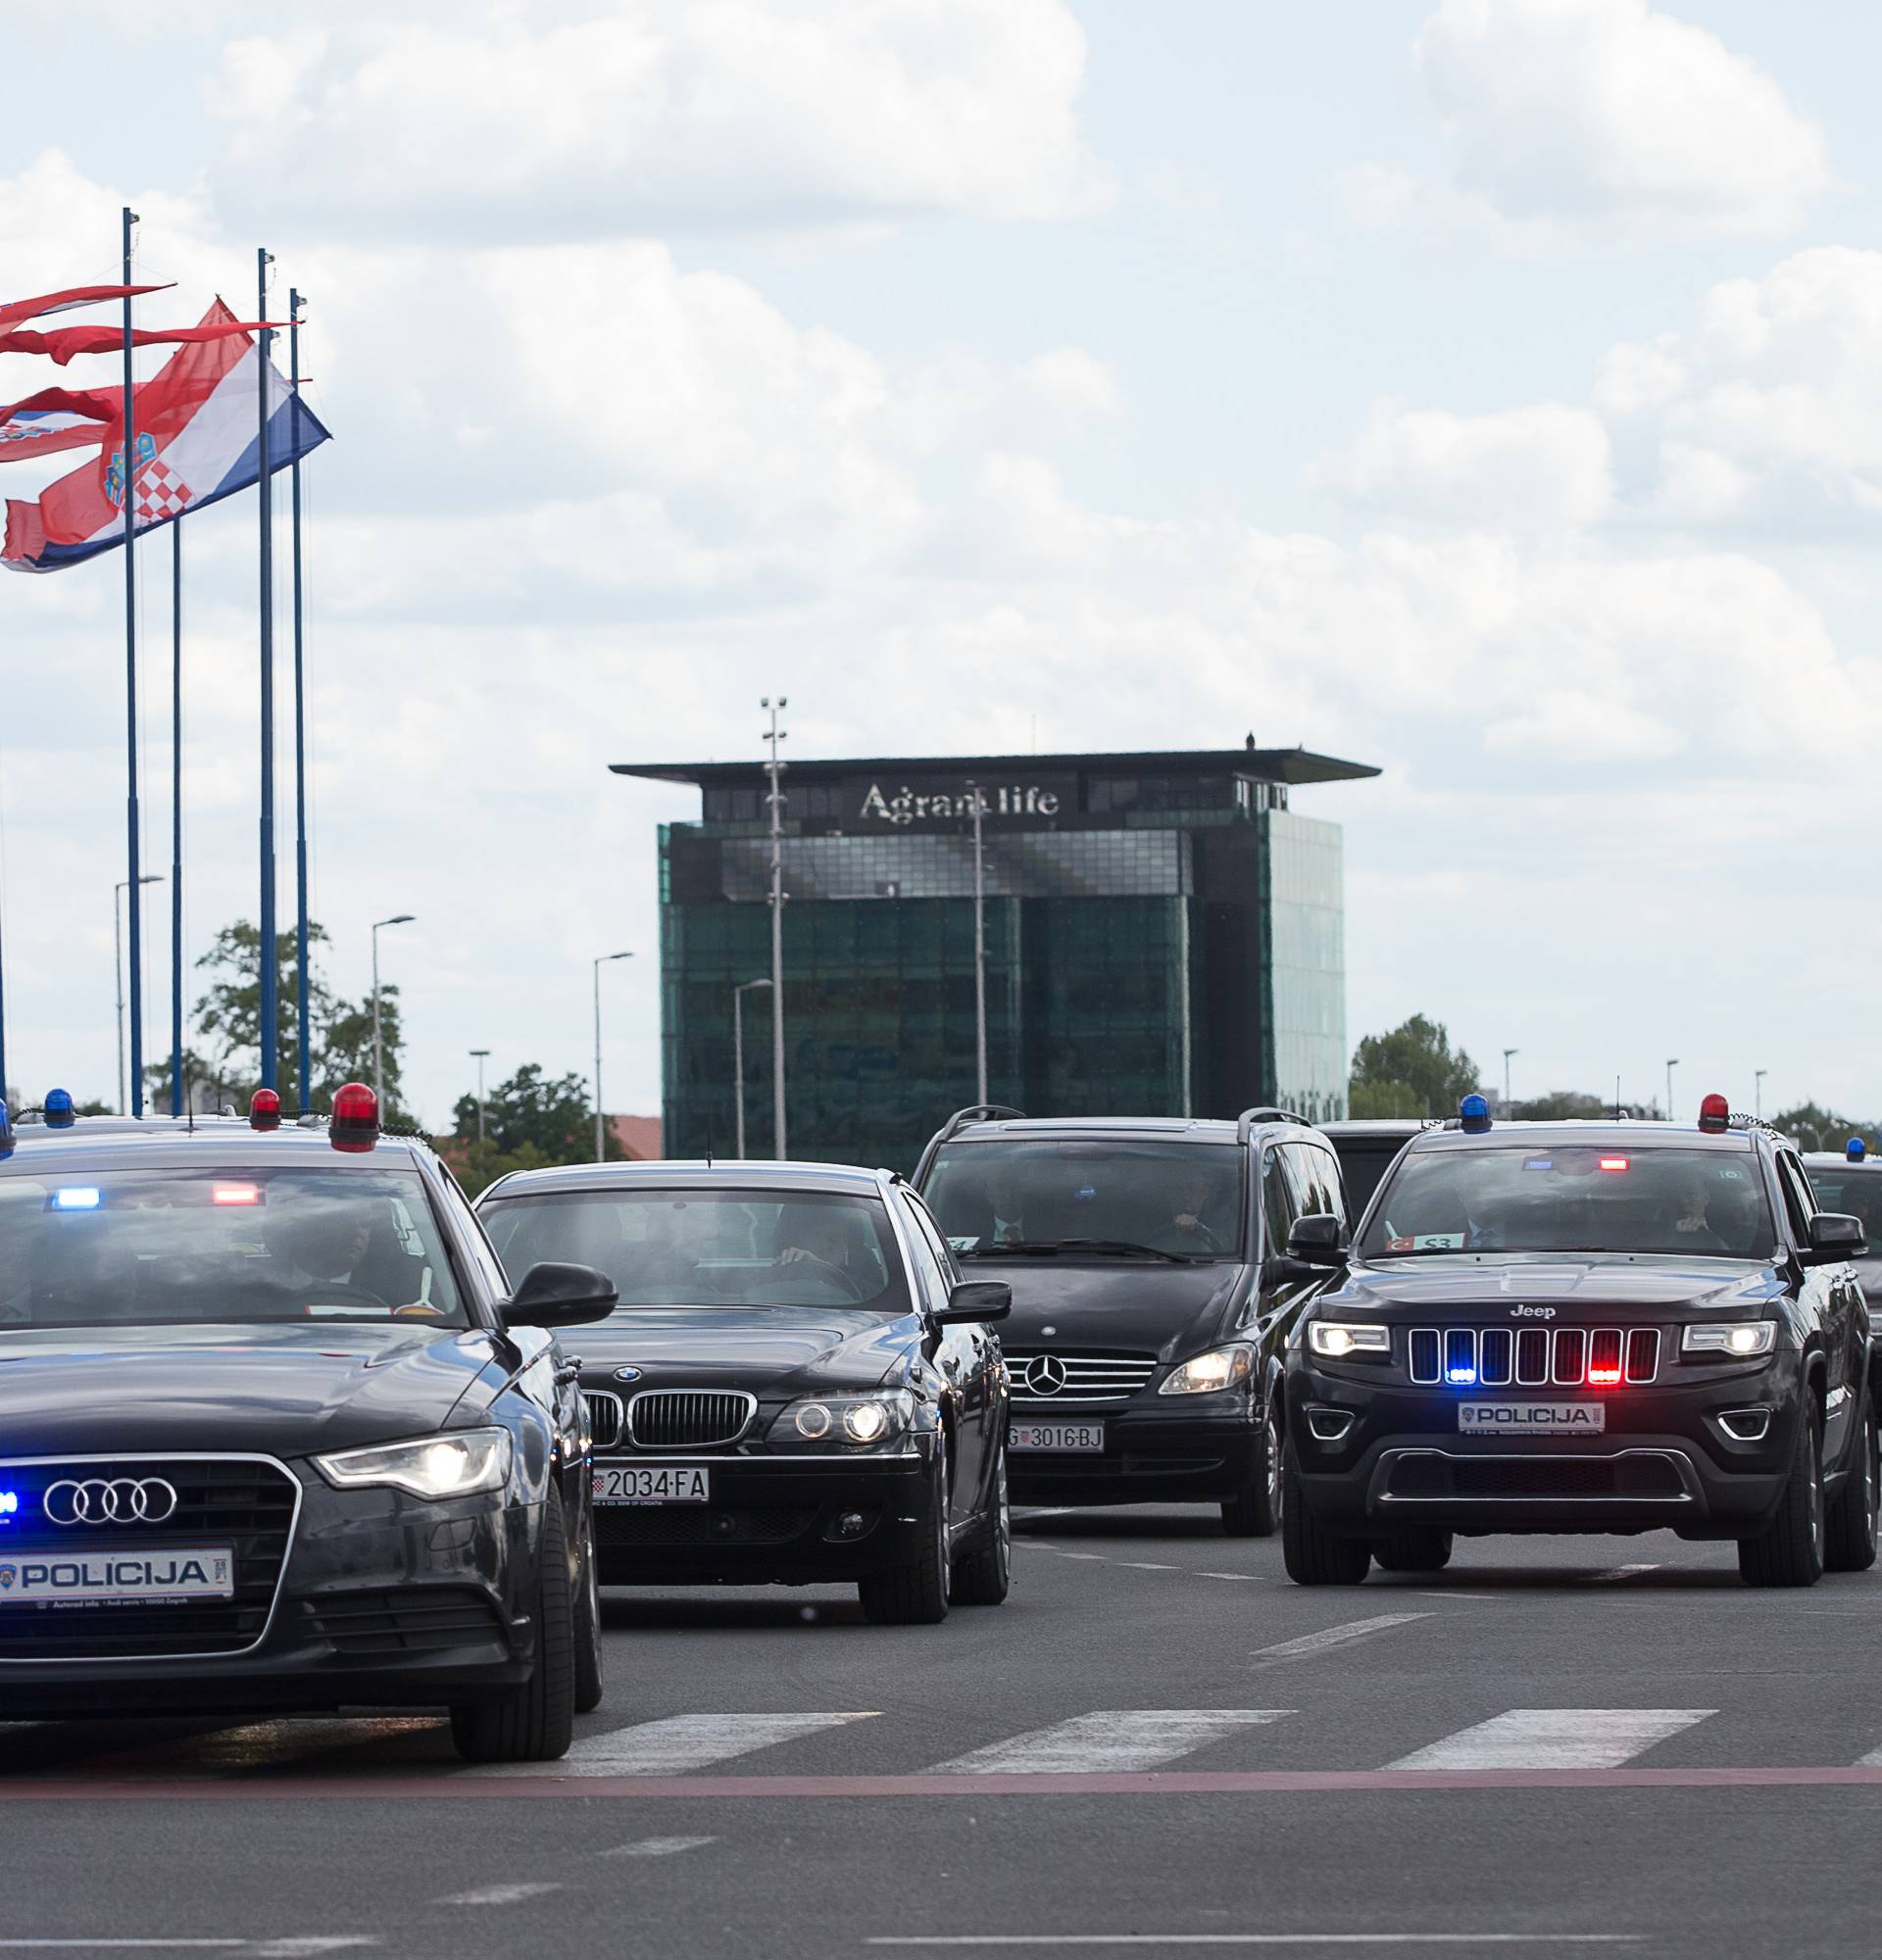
[928,1709,1292,1775]
[1388,1709,1713,1771]
[606,1836,719,1858]
[0,1946,377,1954]
[1588,1564,1661,1583]
[1058,1552,1108,1562]
[1116,1561,1179,1571]
[472,1710,878,1778]
[1253,1614,1431,1662]
[1197,1572,1259,1582]
[1854,1743,1882,1766]
[867,1937,1642,1947]
[433,1884,561,1907]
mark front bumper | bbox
[591,1447,935,1585]
[1005,1396,1260,1506]
[1286,1354,1805,1540]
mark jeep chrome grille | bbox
[1005,1351,1158,1405]
[625,1390,756,1450]
[1408,1326,1659,1388]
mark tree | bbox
[1349,1015,1482,1120]
[453,1063,612,1160]
[1511,1091,1610,1121]
[1770,1103,1874,1153]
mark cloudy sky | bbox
[2,0,1878,1127]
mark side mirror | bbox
[503,1260,619,1328]
[1804,1212,1865,1265]
[1286,1212,1349,1268]
[934,1279,1012,1325]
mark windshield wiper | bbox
[964,1237,1202,1264]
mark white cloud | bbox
[1367,0,1833,245]
[1317,401,1613,530]
[205,0,1108,239]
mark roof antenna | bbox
[1615,1074,1622,1121]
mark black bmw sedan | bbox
[0,1091,617,1760]
[476,1160,1013,1624]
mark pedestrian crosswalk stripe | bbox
[469,1711,879,1779]
[1386,1709,1713,1771]
[927,1710,1294,1776]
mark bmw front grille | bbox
[624,1390,757,1450]
[1407,1326,1661,1389]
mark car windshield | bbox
[479,1189,913,1313]
[921,1140,1244,1260]
[1332,1140,1410,1221]
[1360,1144,1777,1260]
[0,1166,468,1326]
[1805,1166,1882,1238]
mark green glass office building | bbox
[612,744,1379,1170]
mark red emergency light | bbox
[329,1082,380,1153]
[249,1089,281,1132]
[1698,1093,1730,1134]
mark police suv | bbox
[1284,1095,1875,1588]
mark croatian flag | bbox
[0,388,116,467]
[1,299,330,574]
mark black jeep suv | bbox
[914,1105,1346,1535]
[1284,1096,1876,1588]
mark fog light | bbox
[1307,1405,1356,1443]
[822,1509,875,1543]
[1716,1407,1772,1443]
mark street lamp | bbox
[967,782,988,1104]
[1502,1047,1518,1115]
[761,696,788,1159]
[592,952,633,1162]
[115,873,164,1114]
[371,914,416,1109]
[1665,1058,1679,1124]
[733,979,772,1160]
[1755,1069,1767,1121]
[470,1048,491,1148]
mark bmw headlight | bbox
[1308,1322,1391,1359]
[1159,1345,1254,1396]
[768,1391,916,1448]
[316,1429,514,1499]
[1682,1321,1778,1357]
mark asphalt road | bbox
[7,1508,1882,1958]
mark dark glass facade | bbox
[616,747,1378,1172]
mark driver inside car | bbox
[265,1199,382,1302]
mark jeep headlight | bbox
[1309,1321,1391,1359]
[1682,1321,1777,1357]
[316,1428,513,1499]
[768,1391,916,1448]
[1158,1346,1255,1396]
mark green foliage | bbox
[1350,1015,1482,1119]
[446,1064,626,1198]
[1771,1103,1879,1153]
[1511,1091,1612,1120]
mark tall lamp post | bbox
[733,978,772,1160]
[470,1048,490,1147]
[1502,1047,1518,1115]
[967,781,988,1104]
[371,913,415,1109]
[1665,1057,1679,1125]
[1755,1068,1767,1121]
[592,951,633,1162]
[116,873,164,1114]
[761,697,788,1160]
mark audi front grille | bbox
[0,1454,300,1662]
[625,1390,757,1450]
[1005,1351,1158,1406]
[1407,1326,1661,1389]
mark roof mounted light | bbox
[1698,1093,1729,1134]
[249,1088,281,1132]
[1459,1093,1492,1134]
[329,1082,379,1153]
[1850,1137,1868,1163]
[43,1089,74,1130]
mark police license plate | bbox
[0,1548,233,1604]
[1009,1421,1106,1453]
[592,1466,710,1505]
[1458,1402,1606,1436]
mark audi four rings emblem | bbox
[42,1479,179,1526]
[1022,1354,1068,1396]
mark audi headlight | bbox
[1682,1321,1778,1358]
[1309,1322,1391,1359]
[1158,1346,1255,1396]
[316,1429,513,1499]
[768,1391,916,1448]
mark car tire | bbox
[450,1485,577,1762]
[1220,1398,1282,1539]
[1738,1404,1826,1589]
[573,1502,605,1714]
[951,1442,1012,1606]
[859,1433,952,1626]
[1280,1438,1370,1586]
[1372,1527,1454,1574]
[1825,1397,1879,1574]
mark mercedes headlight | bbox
[316,1429,513,1499]
[1158,1346,1255,1396]
[1682,1322,1777,1358]
[768,1391,916,1448]
[1309,1322,1391,1359]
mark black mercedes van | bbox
[913,1106,1346,1535]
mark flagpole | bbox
[122,208,145,1117]
[289,288,310,1113]
[257,247,277,1094]
[170,516,184,1115]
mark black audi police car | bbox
[476,1159,1013,1624]
[0,1088,617,1760]
[1285,1095,1875,1588]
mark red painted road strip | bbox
[0,1766,1879,1799]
